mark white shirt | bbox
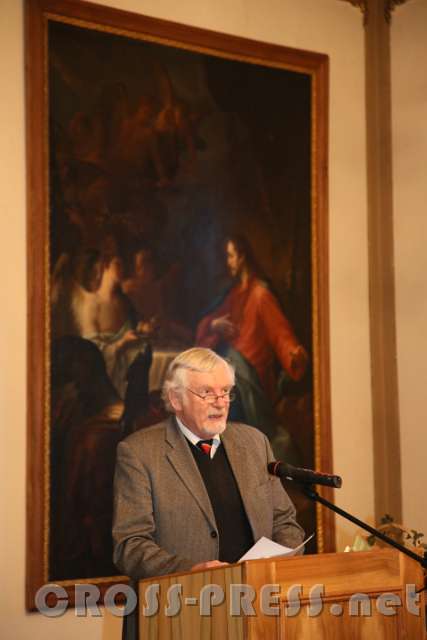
[176,417,221,459]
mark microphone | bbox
[268,461,342,488]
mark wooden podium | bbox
[138,549,425,639]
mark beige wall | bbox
[0,0,373,638]
[391,0,427,538]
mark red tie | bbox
[197,439,213,456]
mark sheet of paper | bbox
[239,533,314,562]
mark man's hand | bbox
[136,317,159,336]
[190,560,229,571]
[118,330,140,350]
[289,345,308,380]
[211,314,238,340]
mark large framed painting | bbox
[25,0,331,610]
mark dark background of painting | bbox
[48,19,314,581]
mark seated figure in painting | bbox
[50,335,124,580]
[52,247,149,398]
[196,234,308,462]
[80,253,147,398]
[122,246,192,345]
[51,248,104,339]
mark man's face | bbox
[226,241,244,278]
[170,363,234,439]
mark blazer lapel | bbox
[221,423,265,541]
[165,418,217,529]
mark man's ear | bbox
[168,388,183,412]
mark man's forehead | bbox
[187,364,233,387]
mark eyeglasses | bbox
[185,387,236,403]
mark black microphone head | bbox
[267,461,287,477]
[268,460,342,488]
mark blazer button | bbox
[210,531,218,538]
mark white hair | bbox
[161,347,235,412]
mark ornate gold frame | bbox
[25,0,331,610]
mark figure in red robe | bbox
[196,235,308,453]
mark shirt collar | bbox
[175,417,221,458]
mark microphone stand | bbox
[287,481,427,572]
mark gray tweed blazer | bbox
[112,417,304,579]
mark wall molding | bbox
[339,0,412,24]
[364,0,403,524]
[340,0,368,23]
[385,1,410,22]
[340,0,404,524]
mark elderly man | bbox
[112,347,303,580]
